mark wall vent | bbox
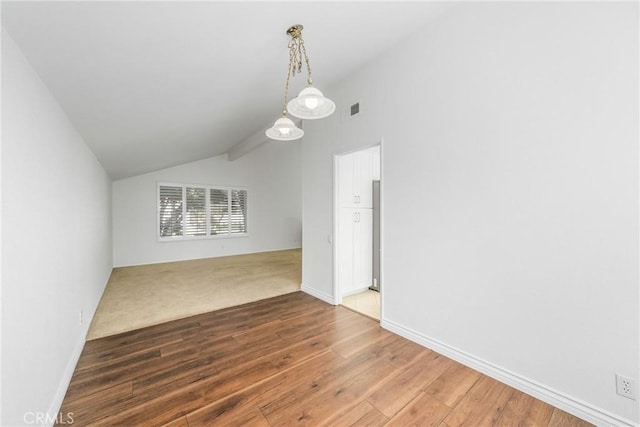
[342,101,361,121]
[350,102,360,117]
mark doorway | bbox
[334,145,381,320]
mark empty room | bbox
[1,1,639,426]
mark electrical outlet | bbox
[616,374,637,400]
[79,309,83,326]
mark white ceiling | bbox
[2,1,451,179]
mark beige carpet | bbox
[87,249,301,340]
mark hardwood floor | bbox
[58,292,591,426]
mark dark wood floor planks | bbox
[57,291,592,426]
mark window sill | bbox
[157,233,249,243]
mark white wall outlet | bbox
[616,374,637,400]
[79,309,83,326]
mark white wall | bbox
[113,142,301,267]
[302,3,638,425]
[1,30,113,426]
[0,27,4,425]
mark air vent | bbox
[350,102,360,116]
[342,101,362,121]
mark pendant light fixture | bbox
[265,42,304,141]
[266,24,335,141]
[265,116,303,141]
[285,25,335,120]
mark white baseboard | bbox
[47,278,107,427]
[381,318,637,427]
[46,330,85,427]
[301,284,336,305]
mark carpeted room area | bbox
[87,249,301,339]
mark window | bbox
[158,183,248,240]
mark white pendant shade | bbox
[265,117,304,141]
[287,86,336,120]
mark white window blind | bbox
[210,189,229,235]
[185,187,206,236]
[158,184,248,240]
[231,190,248,234]
[159,186,183,237]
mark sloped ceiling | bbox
[2,1,451,179]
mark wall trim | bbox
[381,318,637,427]
[301,284,336,305]
[47,270,109,427]
[46,331,86,427]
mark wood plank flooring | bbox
[58,292,592,426]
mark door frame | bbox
[332,139,384,320]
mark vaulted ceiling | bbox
[2,1,451,179]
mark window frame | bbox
[157,182,249,242]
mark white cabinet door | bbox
[338,154,357,208]
[338,208,355,294]
[338,148,376,208]
[354,209,373,289]
[355,149,374,208]
[372,146,381,181]
[339,208,373,296]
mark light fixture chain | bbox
[290,37,303,76]
[281,44,296,116]
[299,38,313,85]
